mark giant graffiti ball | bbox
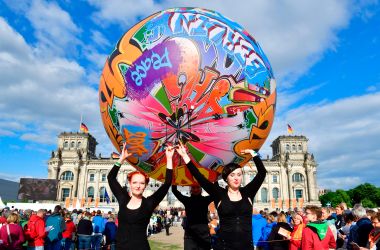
[99,8,276,185]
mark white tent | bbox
[0,196,6,209]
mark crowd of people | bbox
[1,142,380,250]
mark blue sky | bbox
[0,0,379,190]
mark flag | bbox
[80,123,89,133]
[111,152,120,159]
[287,124,294,134]
[104,189,111,204]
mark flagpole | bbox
[79,114,83,132]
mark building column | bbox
[73,166,80,197]
[94,170,100,198]
[287,167,293,200]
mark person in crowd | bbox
[176,142,266,250]
[76,212,93,250]
[289,212,305,250]
[301,205,336,249]
[0,212,25,249]
[45,205,66,250]
[252,208,267,249]
[103,215,118,250]
[92,210,105,250]
[208,212,219,248]
[25,209,46,250]
[107,142,173,250]
[267,212,293,250]
[258,213,277,250]
[368,212,380,250]
[172,184,212,250]
[321,207,337,241]
[335,203,346,230]
[61,213,76,250]
[163,214,171,236]
[347,204,374,250]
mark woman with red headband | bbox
[107,142,173,250]
[176,142,266,250]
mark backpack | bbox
[24,221,38,240]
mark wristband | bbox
[115,162,121,167]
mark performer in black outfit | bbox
[176,142,266,250]
[107,142,174,250]
[172,184,213,250]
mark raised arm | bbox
[149,145,174,208]
[176,142,221,200]
[240,149,267,200]
[107,142,131,203]
[172,185,188,204]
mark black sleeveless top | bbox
[186,156,266,250]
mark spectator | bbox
[62,213,76,250]
[301,205,336,250]
[258,214,277,250]
[92,210,105,250]
[347,204,374,249]
[103,215,117,250]
[268,212,293,250]
[289,213,305,250]
[0,212,25,250]
[252,208,266,249]
[25,209,46,250]
[45,205,66,250]
[368,212,380,250]
[77,212,93,250]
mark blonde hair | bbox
[266,214,275,223]
[7,213,20,224]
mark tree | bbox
[319,189,351,207]
[348,183,379,207]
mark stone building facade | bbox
[47,132,320,210]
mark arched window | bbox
[99,187,106,202]
[60,171,74,181]
[77,141,82,147]
[261,188,268,203]
[272,187,279,200]
[64,141,69,148]
[286,144,290,151]
[292,173,304,182]
[87,187,94,199]
[71,141,75,148]
[298,144,302,151]
[292,144,296,151]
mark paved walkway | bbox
[148,225,184,248]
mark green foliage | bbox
[319,183,380,208]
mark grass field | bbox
[149,240,182,250]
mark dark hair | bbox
[305,205,322,220]
[54,205,62,214]
[221,163,240,181]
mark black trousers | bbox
[184,224,211,250]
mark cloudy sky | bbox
[0,0,379,190]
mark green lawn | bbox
[148,240,182,250]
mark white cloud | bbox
[87,0,352,87]
[0,17,105,148]
[261,91,380,189]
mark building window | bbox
[286,144,290,151]
[272,175,278,183]
[261,188,268,203]
[64,141,69,148]
[89,173,95,182]
[298,144,302,151]
[101,174,106,182]
[292,173,304,182]
[292,144,296,151]
[61,171,74,181]
[78,141,82,147]
[272,187,279,200]
[87,187,94,199]
[61,188,70,201]
[99,187,106,202]
[295,189,303,199]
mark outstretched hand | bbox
[165,145,175,159]
[175,141,191,164]
[241,149,258,158]
[119,142,132,164]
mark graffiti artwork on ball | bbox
[99,8,276,185]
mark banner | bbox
[65,197,70,208]
[271,198,275,209]
[72,197,77,208]
[278,198,282,209]
[285,199,290,209]
[87,197,92,207]
[80,198,85,208]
